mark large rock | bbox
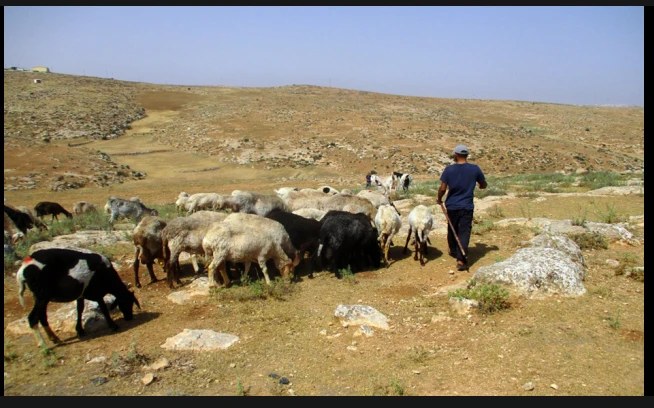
[29,231,132,253]
[167,277,210,305]
[473,247,586,298]
[160,329,239,351]
[334,304,390,330]
[584,222,635,243]
[496,218,637,243]
[6,295,117,336]
[523,233,586,268]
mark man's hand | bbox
[436,199,443,205]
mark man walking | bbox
[436,145,487,271]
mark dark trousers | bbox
[446,209,473,265]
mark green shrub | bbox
[571,206,588,227]
[596,204,627,224]
[338,265,357,283]
[449,279,510,314]
[569,232,608,250]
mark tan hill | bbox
[4,70,644,207]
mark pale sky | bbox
[4,6,645,106]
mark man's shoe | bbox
[456,263,468,271]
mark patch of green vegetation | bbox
[40,346,58,368]
[473,219,496,235]
[449,279,511,314]
[605,309,621,329]
[475,177,508,199]
[613,252,639,276]
[569,232,608,250]
[578,171,626,190]
[151,203,181,220]
[595,203,628,224]
[338,265,357,283]
[212,276,296,302]
[571,205,589,227]
[408,346,429,364]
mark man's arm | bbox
[436,181,448,205]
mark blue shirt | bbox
[440,163,486,210]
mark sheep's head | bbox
[279,252,301,280]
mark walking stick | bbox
[440,203,466,257]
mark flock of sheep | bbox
[130,185,434,290]
[6,173,441,348]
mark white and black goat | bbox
[16,247,141,348]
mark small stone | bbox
[279,377,290,385]
[229,363,236,368]
[412,370,421,374]
[319,329,327,335]
[141,373,155,386]
[346,346,358,351]
[288,388,295,396]
[550,384,558,390]
[268,373,280,379]
[523,382,535,391]
[91,377,108,386]
[87,356,107,364]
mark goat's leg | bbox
[76,298,87,337]
[133,247,142,288]
[403,227,412,254]
[145,261,158,284]
[218,261,231,288]
[413,231,420,261]
[27,300,50,348]
[258,256,272,285]
[93,297,119,331]
[206,255,221,288]
[167,251,183,289]
[35,299,62,345]
[419,242,426,266]
[191,254,201,275]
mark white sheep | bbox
[374,204,402,267]
[274,187,298,196]
[403,205,433,266]
[161,211,229,289]
[356,189,391,208]
[185,193,223,213]
[175,192,191,212]
[202,213,300,287]
[281,189,328,212]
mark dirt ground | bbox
[3,193,644,396]
[3,74,645,396]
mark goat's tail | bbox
[16,265,27,308]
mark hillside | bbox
[4,70,644,203]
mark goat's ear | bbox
[292,252,301,267]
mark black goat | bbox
[4,204,34,234]
[17,247,140,348]
[34,201,73,222]
[265,208,322,277]
[317,210,382,276]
